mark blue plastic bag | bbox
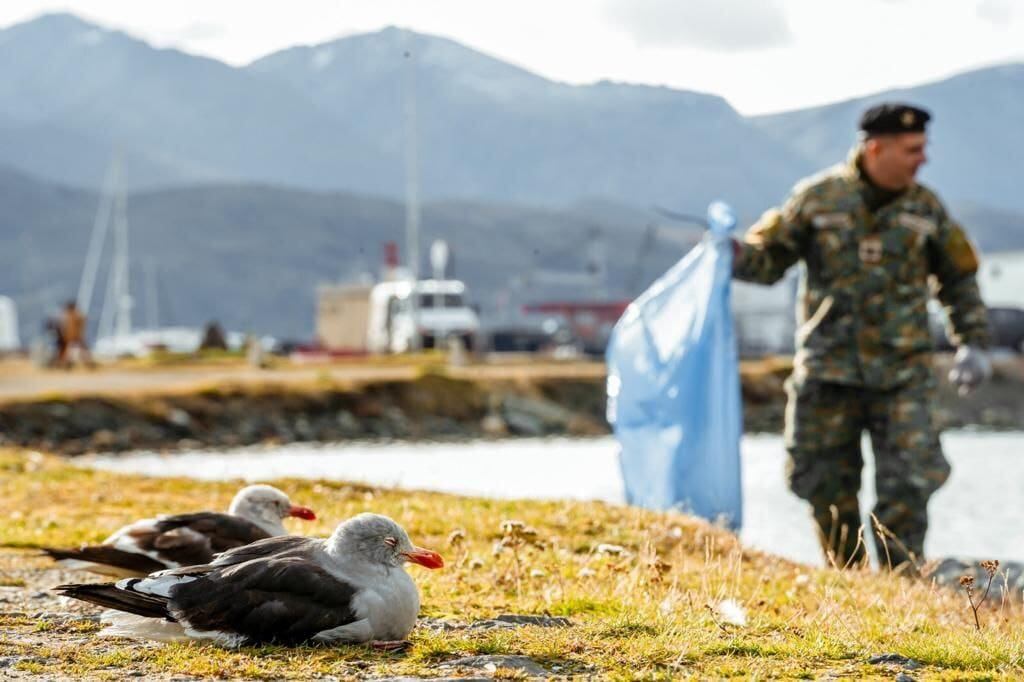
[606,201,743,529]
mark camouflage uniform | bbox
[734,148,989,567]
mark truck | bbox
[317,279,480,354]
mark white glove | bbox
[948,345,991,396]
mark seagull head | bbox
[229,484,316,532]
[329,513,444,570]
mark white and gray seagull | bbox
[43,484,316,577]
[56,513,444,648]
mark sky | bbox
[1,0,1022,115]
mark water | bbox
[83,431,1024,566]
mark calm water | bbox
[84,431,1024,566]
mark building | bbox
[0,296,19,352]
[316,284,374,351]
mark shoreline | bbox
[2,354,1022,455]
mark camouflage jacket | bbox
[734,149,989,389]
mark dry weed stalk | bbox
[703,603,730,633]
[960,560,999,631]
[498,519,544,598]
[870,514,923,576]
[447,528,468,566]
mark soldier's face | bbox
[870,133,928,189]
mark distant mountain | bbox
[1,9,1022,339]
[0,13,389,193]
[247,27,812,212]
[3,13,1021,217]
[957,203,1024,256]
[0,13,809,214]
[752,64,1024,214]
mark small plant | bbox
[960,560,999,631]
[497,520,545,597]
[447,528,468,566]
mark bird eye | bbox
[383,536,398,547]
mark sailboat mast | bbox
[113,179,132,338]
[77,157,119,315]
[95,156,133,344]
[145,259,159,330]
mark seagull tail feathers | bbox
[42,546,166,577]
[55,581,174,621]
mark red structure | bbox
[383,241,399,269]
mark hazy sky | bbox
[2,0,1022,114]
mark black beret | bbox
[858,103,931,135]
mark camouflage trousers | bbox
[784,376,950,569]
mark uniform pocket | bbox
[809,213,855,280]
[878,288,933,353]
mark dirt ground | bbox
[0,355,607,403]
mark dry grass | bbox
[1,447,1022,680]
[0,353,792,404]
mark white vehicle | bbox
[317,279,480,354]
[367,279,480,353]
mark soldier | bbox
[733,103,990,570]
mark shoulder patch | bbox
[945,223,980,275]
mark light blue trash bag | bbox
[606,201,742,529]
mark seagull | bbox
[55,513,444,648]
[43,484,316,577]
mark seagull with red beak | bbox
[57,513,444,648]
[43,484,316,577]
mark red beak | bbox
[401,547,444,569]
[287,505,316,521]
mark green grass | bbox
[1,447,1022,680]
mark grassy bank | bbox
[1,448,1021,680]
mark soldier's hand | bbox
[948,345,992,396]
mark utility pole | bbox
[403,32,421,351]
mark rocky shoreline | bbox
[0,373,609,456]
[0,358,1021,456]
